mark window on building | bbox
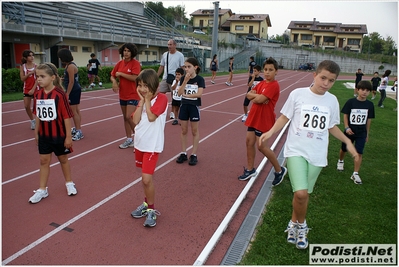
[324,36,335,42]
[209,20,213,25]
[82,47,92,53]
[70,46,78,52]
[301,34,312,40]
[235,25,244,31]
[152,51,157,56]
[347,39,360,45]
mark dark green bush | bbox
[2,65,160,93]
[2,68,23,93]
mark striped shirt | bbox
[33,87,73,144]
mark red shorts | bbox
[135,149,159,175]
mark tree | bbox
[362,32,397,55]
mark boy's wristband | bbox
[344,127,350,131]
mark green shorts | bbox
[287,156,323,194]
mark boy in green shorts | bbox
[259,60,359,249]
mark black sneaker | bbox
[272,166,287,186]
[176,153,188,163]
[189,155,198,166]
[238,167,256,181]
[172,119,178,125]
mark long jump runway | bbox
[2,70,316,265]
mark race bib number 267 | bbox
[36,99,57,121]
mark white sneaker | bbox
[99,82,103,87]
[170,112,175,119]
[337,160,344,171]
[66,182,77,196]
[225,82,230,86]
[72,130,84,141]
[90,83,95,87]
[30,119,36,130]
[29,188,49,203]
[211,80,215,84]
[119,139,134,149]
[242,114,248,122]
[351,173,362,184]
[296,222,310,249]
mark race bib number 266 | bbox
[299,105,330,133]
[36,99,57,121]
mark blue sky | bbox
[157,1,398,44]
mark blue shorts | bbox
[120,99,139,106]
[341,133,366,154]
[69,88,81,105]
[38,138,73,156]
[178,104,200,122]
[247,127,262,137]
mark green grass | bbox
[240,81,397,265]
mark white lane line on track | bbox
[2,115,122,148]
[1,114,241,265]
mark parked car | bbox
[246,35,260,42]
[298,63,315,71]
[193,30,206,35]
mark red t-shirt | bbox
[111,59,141,101]
[33,87,74,144]
[22,63,38,94]
[244,79,280,133]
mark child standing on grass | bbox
[242,65,263,122]
[171,67,184,125]
[20,50,39,130]
[377,69,392,108]
[176,57,205,166]
[259,60,359,249]
[337,80,375,185]
[370,72,381,100]
[58,48,84,141]
[29,63,77,204]
[238,58,286,185]
[130,69,168,227]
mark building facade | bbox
[288,18,367,52]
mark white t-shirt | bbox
[379,76,389,90]
[281,87,340,167]
[134,94,168,153]
[160,51,185,80]
[172,80,182,101]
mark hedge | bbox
[2,65,160,93]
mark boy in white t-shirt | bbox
[130,69,168,228]
[259,60,359,249]
[170,67,184,125]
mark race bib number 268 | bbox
[36,99,57,121]
[299,105,330,133]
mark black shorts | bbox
[23,93,34,98]
[247,127,263,137]
[372,86,378,91]
[178,104,200,122]
[341,132,366,154]
[171,99,181,107]
[243,87,251,106]
[38,138,73,156]
[69,88,81,105]
[120,99,139,106]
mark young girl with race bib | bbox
[29,63,77,204]
[20,50,39,130]
[259,60,359,250]
[176,57,205,166]
[171,67,184,125]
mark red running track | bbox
[3,70,319,265]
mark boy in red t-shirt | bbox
[238,57,287,185]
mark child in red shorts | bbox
[130,69,168,227]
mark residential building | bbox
[288,18,368,52]
[190,8,233,33]
[222,14,271,40]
